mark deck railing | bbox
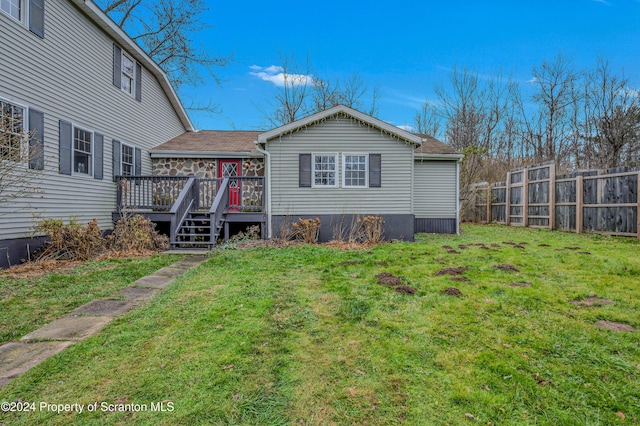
[116,176,191,211]
[116,175,264,212]
[169,178,198,245]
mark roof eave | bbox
[72,0,195,132]
[150,150,264,159]
[414,153,464,161]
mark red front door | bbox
[218,159,241,211]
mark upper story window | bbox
[0,99,24,162]
[121,143,134,176]
[312,153,337,188]
[343,154,368,188]
[1,0,21,21]
[73,126,93,175]
[0,0,45,38]
[121,53,135,95]
[113,45,142,101]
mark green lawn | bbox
[1,224,638,425]
[0,255,182,345]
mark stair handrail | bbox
[169,177,197,246]
[209,177,230,243]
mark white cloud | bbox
[527,76,538,84]
[592,0,611,5]
[249,65,315,87]
[397,124,415,132]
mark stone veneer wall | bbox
[152,158,265,178]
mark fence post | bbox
[523,167,529,227]
[486,186,492,224]
[637,171,640,240]
[576,175,583,234]
[505,171,511,226]
[549,163,556,230]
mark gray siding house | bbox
[137,106,461,246]
[0,0,193,267]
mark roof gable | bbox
[257,105,423,145]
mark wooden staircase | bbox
[172,212,224,249]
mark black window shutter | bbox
[94,133,104,180]
[113,44,122,88]
[135,62,142,101]
[29,0,45,38]
[134,147,142,175]
[59,120,72,175]
[28,109,44,170]
[299,154,311,187]
[112,139,121,181]
[369,154,381,187]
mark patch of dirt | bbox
[435,267,468,276]
[513,244,526,249]
[434,258,447,263]
[595,320,635,332]
[479,246,491,250]
[458,244,468,250]
[450,276,470,282]
[338,261,362,266]
[376,272,402,286]
[570,297,613,307]
[447,249,461,254]
[440,287,463,297]
[395,285,417,295]
[442,245,453,250]
[565,246,581,250]
[538,243,551,247]
[491,244,501,248]
[493,264,520,272]
[1,260,84,278]
[579,252,592,255]
[502,241,516,245]
[509,282,531,287]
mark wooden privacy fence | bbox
[466,162,640,239]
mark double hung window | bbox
[73,126,92,175]
[0,99,24,162]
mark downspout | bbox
[255,142,272,238]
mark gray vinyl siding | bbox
[412,160,458,218]
[0,0,186,240]
[267,118,414,215]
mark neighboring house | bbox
[0,0,193,267]
[128,105,461,247]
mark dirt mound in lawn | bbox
[493,264,520,272]
[570,297,613,307]
[440,287,463,297]
[376,272,402,286]
[435,267,467,276]
[509,282,531,287]
[395,285,417,295]
[595,320,634,332]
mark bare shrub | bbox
[33,218,105,261]
[108,215,169,253]
[291,217,321,243]
[360,215,384,243]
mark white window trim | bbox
[121,52,136,97]
[120,141,135,176]
[71,124,94,177]
[342,153,369,188]
[311,153,338,188]
[0,0,26,25]
[0,96,28,165]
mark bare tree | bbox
[413,100,442,137]
[97,0,230,111]
[581,58,640,168]
[0,108,44,211]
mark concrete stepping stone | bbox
[153,267,187,277]
[21,316,112,342]
[0,341,75,386]
[68,300,135,317]
[132,275,174,289]
[119,286,159,301]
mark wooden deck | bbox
[113,176,265,248]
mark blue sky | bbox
[180,0,640,131]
